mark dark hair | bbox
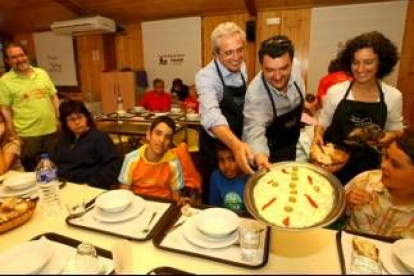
[395,130,414,165]
[337,31,399,79]
[153,78,164,87]
[327,58,346,74]
[59,100,96,136]
[215,141,232,157]
[259,35,294,64]
[172,78,183,86]
[150,116,176,134]
[3,42,28,60]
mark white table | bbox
[1,183,342,274]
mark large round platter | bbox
[244,161,345,231]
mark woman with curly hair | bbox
[50,100,122,189]
[312,31,404,184]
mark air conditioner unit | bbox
[50,16,116,35]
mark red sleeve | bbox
[140,93,149,108]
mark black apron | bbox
[324,81,387,184]
[263,74,304,163]
[199,60,246,203]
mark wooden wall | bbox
[114,24,144,71]
[256,9,311,84]
[397,0,414,130]
[75,35,106,101]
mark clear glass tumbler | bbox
[75,242,100,274]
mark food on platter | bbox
[0,197,37,233]
[310,143,349,173]
[350,237,382,274]
[253,165,334,228]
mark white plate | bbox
[195,208,240,238]
[183,217,238,249]
[40,240,72,274]
[92,196,145,223]
[380,245,411,274]
[95,190,134,213]
[4,172,36,190]
[0,184,39,198]
[392,239,414,273]
[0,239,53,274]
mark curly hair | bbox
[337,31,399,79]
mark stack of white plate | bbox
[182,208,240,249]
[0,237,72,274]
[0,172,38,198]
[380,239,414,274]
[92,190,145,223]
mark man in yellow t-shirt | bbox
[119,116,184,200]
[0,43,59,171]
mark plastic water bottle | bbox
[36,153,62,217]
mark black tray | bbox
[66,193,178,241]
[336,230,399,274]
[152,204,270,269]
[31,232,114,274]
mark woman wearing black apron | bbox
[323,81,387,184]
[312,31,404,185]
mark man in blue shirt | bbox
[196,22,254,203]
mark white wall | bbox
[142,17,202,90]
[33,31,78,86]
[307,1,407,94]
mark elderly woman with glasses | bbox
[50,100,122,189]
[243,35,306,170]
[345,130,414,239]
[312,31,403,184]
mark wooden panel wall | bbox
[202,14,257,82]
[75,35,106,101]
[114,24,144,70]
[397,0,414,130]
[256,9,311,84]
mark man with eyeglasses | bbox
[243,35,306,169]
[0,42,59,171]
[196,22,254,203]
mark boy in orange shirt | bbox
[119,116,184,200]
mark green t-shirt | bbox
[0,67,57,137]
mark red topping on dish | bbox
[283,216,290,226]
[307,175,313,185]
[305,194,318,208]
[281,168,288,174]
[262,197,277,211]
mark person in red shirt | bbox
[316,58,353,102]
[140,78,171,112]
[182,85,199,113]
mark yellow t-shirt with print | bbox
[0,67,57,137]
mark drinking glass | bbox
[239,222,263,262]
[75,242,100,274]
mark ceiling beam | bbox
[51,0,91,16]
[244,0,257,18]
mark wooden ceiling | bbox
[0,0,402,35]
